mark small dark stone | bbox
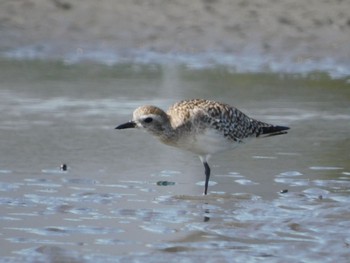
[156,181,175,186]
[53,0,72,10]
[60,163,67,171]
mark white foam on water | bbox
[2,46,350,79]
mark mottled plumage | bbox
[116,99,289,195]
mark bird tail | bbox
[258,125,290,137]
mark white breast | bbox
[176,128,242,155]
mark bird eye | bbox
[144,117,153,123]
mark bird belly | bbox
[177,129,241,155]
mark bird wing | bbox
[168,99,283,142]
[198,103,262,142]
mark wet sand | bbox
[1,2,350,262]
[1,0,350,65]
[1,60,350,262]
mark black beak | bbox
[115,121,137,129]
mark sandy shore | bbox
[1,0,350,71]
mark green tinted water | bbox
[0,59,349,262]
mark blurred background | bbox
[0,1,350,263]
[1,0,350,75]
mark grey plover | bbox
[116,99,289,195]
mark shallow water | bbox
[0,59,350,262]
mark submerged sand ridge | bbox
[1,0,350,75]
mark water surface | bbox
[0,59,350,262]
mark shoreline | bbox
[1,0,350,77]
[2,48,349,79]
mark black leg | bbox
[203,161,211,195]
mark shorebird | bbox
[116,99,289,195]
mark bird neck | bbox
[150,118,180,146]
